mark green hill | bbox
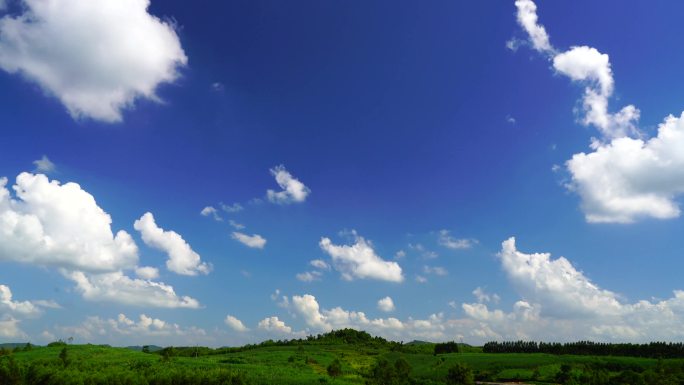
[1,330,683,384]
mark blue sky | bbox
[2,0,684,346]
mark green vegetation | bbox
[2,330,684,384]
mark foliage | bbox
[445,362,473,385]
[434,342,459,355]
[483,340,684,358]
[327,358,342,377]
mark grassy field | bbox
[3,340,682,385]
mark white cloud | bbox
[319,233,403,283]
[0,0,187,122]
[514,0,553,54]
[0,284,61,340]
[32,155,56,173]
[310,259,330,270]
[513,1,684,223]
[0,172,202,309]
[278,239,684,343]
[134,212,211,276]
[135,266,159,280]
[266,165,310,204]
[56,313,207,346]
[67,270,200,309]
[394,250,406,259]
[225,315,249,332]
[257,316,292,334]
[438,230,477,250]
[377,296,395,312]
[290,294,447,341]
[415,275,427,284]
[553,46,639,139]
[0,317,25,339]
[499,237,622,318]
[567,113,684,223]
[473,238,684,342]
[423,265,448,276]
[472,287,500,304]
[296,271,322,282]
[0,284,41,317]
[0,173,139,273]
[200,206,222,222]
[228,219,245,230]
[231,231,266,249]
[220,202,243,213]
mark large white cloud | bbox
[472,238,684,342]
[66,270,200,309]
[134,212,211,276]
[499,237,622,318]
[0,172,202,309]
[0,173,138,272]
[567,113,684,223]
[513,0,684,223]
[319,233,403,283]
[65,271,200,309]
[266,165,310,204]
[0,0,187,122]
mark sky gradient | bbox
[2,0,684,346]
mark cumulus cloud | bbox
[438,230,477,250]
[225,315,249,332]
[56,313,207,346]
[499,237,622,318]
[134,212,211,276]
[0,0,187,122]
[512,0,684,223]
[0,173,138,272]
[567,113,684,223]
[319,233,403,282]
[135,266,159,280]
[32,155,56,173]
[0,284,60,340]
[266,165,310,204]
[0,172,202,309]
[200,206,222,222]
[231,231,266,249]
[472,238,684,342]
[289,294,447,341]
[377,296,395,312]
[0,284,41,318]
[67,270,200,308]
[0,317,25,339]
[257,316,292,334]
[276,239,684,343]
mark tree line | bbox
[483,340,684,358]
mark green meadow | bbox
[2,330,684,384]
